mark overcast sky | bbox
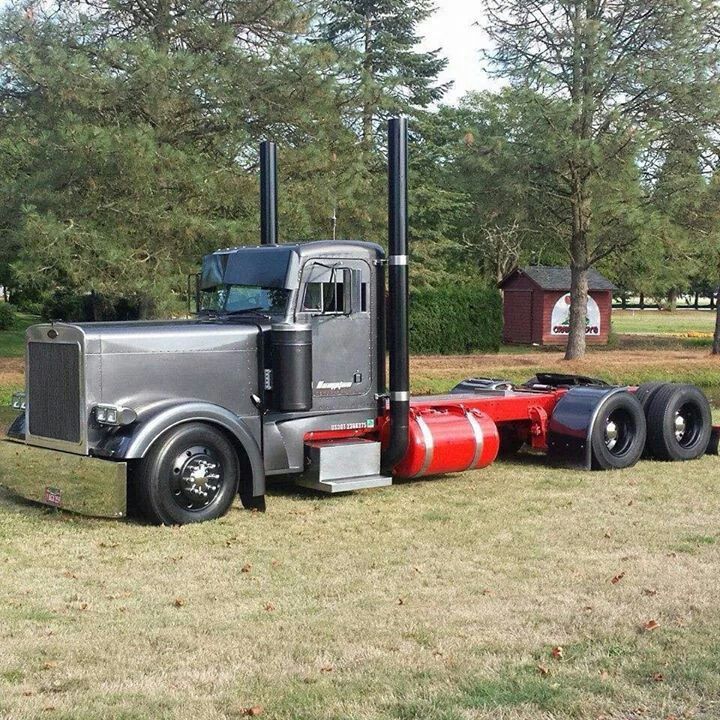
[418,0,503,105]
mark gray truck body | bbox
[2,241,387,516]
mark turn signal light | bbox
[94,404,137,427]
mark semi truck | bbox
[1,118,717,524]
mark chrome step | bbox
[295,473,392,493]
[296,439,392,493]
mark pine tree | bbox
[0,0,349,313]
[318,0,449,147]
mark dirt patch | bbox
[0,357,23,386]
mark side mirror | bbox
[186,273,200,316]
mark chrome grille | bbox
[28,342,81,443]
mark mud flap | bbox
[546,386,628,469]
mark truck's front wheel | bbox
[134,422,240,525]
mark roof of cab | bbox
[200,240,384,290]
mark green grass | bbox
[3,313,720,717]
[612,308,716,336]
[3,452,720,718]
[0,312,38,358]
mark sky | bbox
[418,0,504,105]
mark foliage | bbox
[409,284,502,354]
[482,0,720,358]
[0,303,17,330]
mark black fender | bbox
[547,386,629,469]
[96,402,265,497]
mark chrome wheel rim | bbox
[171,445,224,511]
[674,402,702,448]
[674,412,687,442]
[605,420,619,450]
[603,408,634,457]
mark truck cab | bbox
[1,240,391,524]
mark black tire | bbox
[645,383,711,461]
[590,392,647,470]
[635,382,667,410]
[134,422,240,525]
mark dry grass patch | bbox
[411,349,720,395]
[2,454,720,719]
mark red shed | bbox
[499,266,616,345]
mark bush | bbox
[409,284,502,354]
[0,302,17,330]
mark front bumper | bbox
[0,438,127,518]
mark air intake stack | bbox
[260,140,278,245]
[384,117,410,470]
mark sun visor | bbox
[200,246,300,290]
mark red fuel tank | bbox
[390,404,500,479]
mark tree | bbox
[0,0,351,312]
[483,0,720,358]
[318,0,449,148]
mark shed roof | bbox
[500,266,617,292]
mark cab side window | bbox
[301,267,350,315]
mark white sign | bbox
[550,293,601,336]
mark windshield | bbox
[201,285,291,315]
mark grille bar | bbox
[28,342,82,443]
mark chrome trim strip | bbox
[466,409,484,470]
[389,255,408,266]
[414,413,434,477]
[390,391,410,402]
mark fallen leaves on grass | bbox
[537,664,550,676]
[611,572,626,584]
[173,598,185,608]
[264,602,275,612]
[643,588,658,596]
[241,563,252,573]
[242,706,263,716]
[643,619,660,632]
[551,646,563,660]
[652,672,665,682]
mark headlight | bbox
[11,392,26,410]
[94,404,137,427]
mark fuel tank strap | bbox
[414,413,435,478]
[465,409,484,470]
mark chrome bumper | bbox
[0,438,127,518]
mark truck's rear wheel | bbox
[645,384,711,461]
[635,382,666,410]
[590,393,646,470]
[135,422,239,525]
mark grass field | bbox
[2,437,720,719]
[2,311,720,719]
[612,309,716,336]
[0,312,38,358]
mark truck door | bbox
[296,258,374,409]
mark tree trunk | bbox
[713,285,720,355]
[694,292,699,310]
[564,165,590,360]
[361,14,373,150]
[639,292,645,310]
[667,289,677,311]
[565,262,589,359]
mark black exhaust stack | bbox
[384,117,410,470]
[260,140,278,245]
